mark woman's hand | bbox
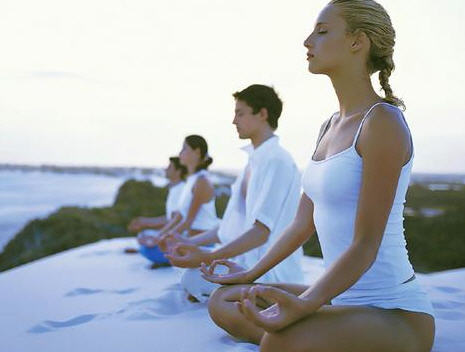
[157,231,192,252]
[164,243,209,268]
[200,259,255,285]
[237,285,312,332]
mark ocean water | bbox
[0,170,168,251]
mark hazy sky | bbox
[1,0,464,174]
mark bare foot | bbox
[187,294,200,303]
[150,262,172,269]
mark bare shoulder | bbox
[358,104,411,164]
[193,174,214,193]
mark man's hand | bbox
[136,232,159,248]
[200,259,255,285]
[128,217,146,233]
[164,243,210,268]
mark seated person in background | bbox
[138,135,220,267]
[127,156,187,236]
[160,85,304,301]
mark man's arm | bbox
[127,215,168,233]
[204,221,270,263]
[166,221,270,268]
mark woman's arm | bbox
[299,106,412,311]
[157,212,183,235]
[190,226,221,246]
[244,193,316,280]
[201,193,316,283]
[171,176,215,235]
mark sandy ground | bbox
[1,238,463,352]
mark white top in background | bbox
[177,170,219,231]
[218,136,304,284]
[165,181,185,220]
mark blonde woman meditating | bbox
[201,1,435,351]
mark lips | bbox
[307,52,314,60]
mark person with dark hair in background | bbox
[159,84,304,302]
[137,135,219,267]
[127,157,187,235]
[124,157,187,261]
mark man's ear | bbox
[259,107,269,124]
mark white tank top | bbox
[177,169,219,231]
[302,102,415,292]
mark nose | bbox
[232,114,238,125]
[303,33,314,48]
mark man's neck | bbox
[168,179,182,187]
[250,129,275,149]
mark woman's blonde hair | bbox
[330,0,405,110]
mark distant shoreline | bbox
[0,163,237,183]
[1,163,464,185]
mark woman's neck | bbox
[330,69,382,118]
[186,164,197,176]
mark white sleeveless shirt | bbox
[302,102,415,294]
[165,181,185,220]
[176,169,219,231]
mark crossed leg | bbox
[208,283,435,352]
[208,283,308,343]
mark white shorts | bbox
[331,276,435,318]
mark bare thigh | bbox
[260,305,435,352]
[208,283,309,343]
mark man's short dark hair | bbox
[169,156,187,179]
[233,84,283,130]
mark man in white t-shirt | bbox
[161,85,304,301]
[125,157,186,263]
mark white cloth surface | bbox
[181,267,225,303]
[0,238,463,352]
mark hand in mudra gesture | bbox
[200,259,254,285]
[236,285,311,333]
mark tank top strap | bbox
[351,102,392,148]
[315,113,336,147]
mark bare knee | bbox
[207,286,229,322]
[208,286,259,341]
[260,332,300,352]
[208,287,238,330]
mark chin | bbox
[236,131,246,139]
[308,60,328,74]
[308,64,322,74]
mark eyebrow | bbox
[316,22,328,26]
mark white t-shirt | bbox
[165,181,185,220]
[217,136,304,284]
